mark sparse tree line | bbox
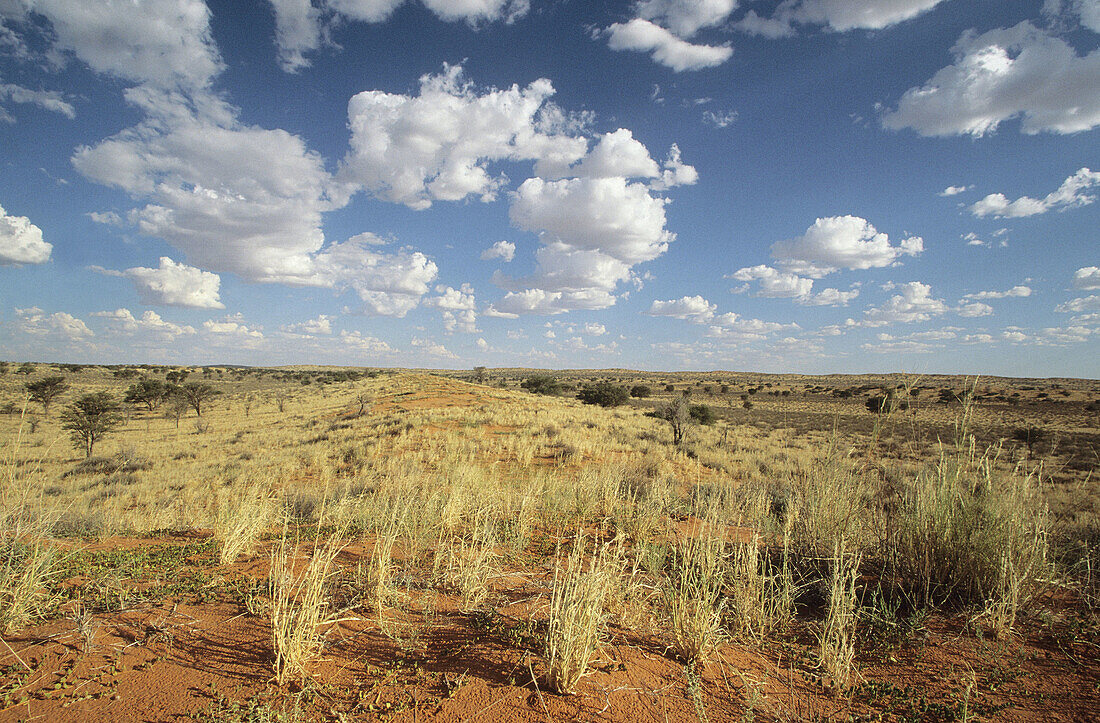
[13,373,224,457]
[6,363,385,458]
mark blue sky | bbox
[1,0,1097,376]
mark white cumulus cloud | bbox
[282,315,333,336]
[28,0,224,90]
[770,215,922,277]
[971,168,1100,217]
[729,264,814,298]
[15,306,92,340]
[961,285,1032,300]
[410,336,459,359]
[480,240,516,262]
[93,308,195,338]
[801,287,860,306]
[0,203,51,265]
[425,284,478,333]
[73,91,344,283]
[511,177,673,266]
[883,22,1100,136]
[499,172,680,313]
[863,281,948,324]
[203,316,263,339]
[1074,266,1100,289]
[341,65,587,209]
[606,19,733,72]
[1055,295,1100,313]
[957,301,994,317]
[647,295,717,321]
[339,329,395,355]
[105,257,224,309]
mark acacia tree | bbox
[25,375,68,415]
[124,378,169,411]
[177,382,220,417]
[60,392,123,457]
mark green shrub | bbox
[576,382,629,407]
[688,404,715,425]
[521,375,562,396]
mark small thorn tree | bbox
[25,375,68,415]
[655,395,691,445]
[60,392,123,457]
[124,378,169,411]
[177,382,220,417]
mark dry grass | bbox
[662,523,728,664]
[544,535,617,694]
[215,483,275,564]
[269,512,346,685]
[818,541,861,692]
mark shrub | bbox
[521,375,562,396]
[688,404,715,425]
[629,384,652,398]
[576,382,629,407]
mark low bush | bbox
[576,382,629,407]
[521,375,562,396]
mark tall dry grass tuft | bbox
[269,512,345,685]
[215,484,275,564]
[435,507,498,611]
[887,445,1049,613]
[786,442,872,564]
[818,541,861,691]
[662,525,727,664]
[1,414,62,633]
[544,535,617,694]
[727,532,796,642]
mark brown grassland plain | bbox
[0,362,1098,721]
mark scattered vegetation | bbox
[0,363,1095,720]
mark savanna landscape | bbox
[1,362,1098,722]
